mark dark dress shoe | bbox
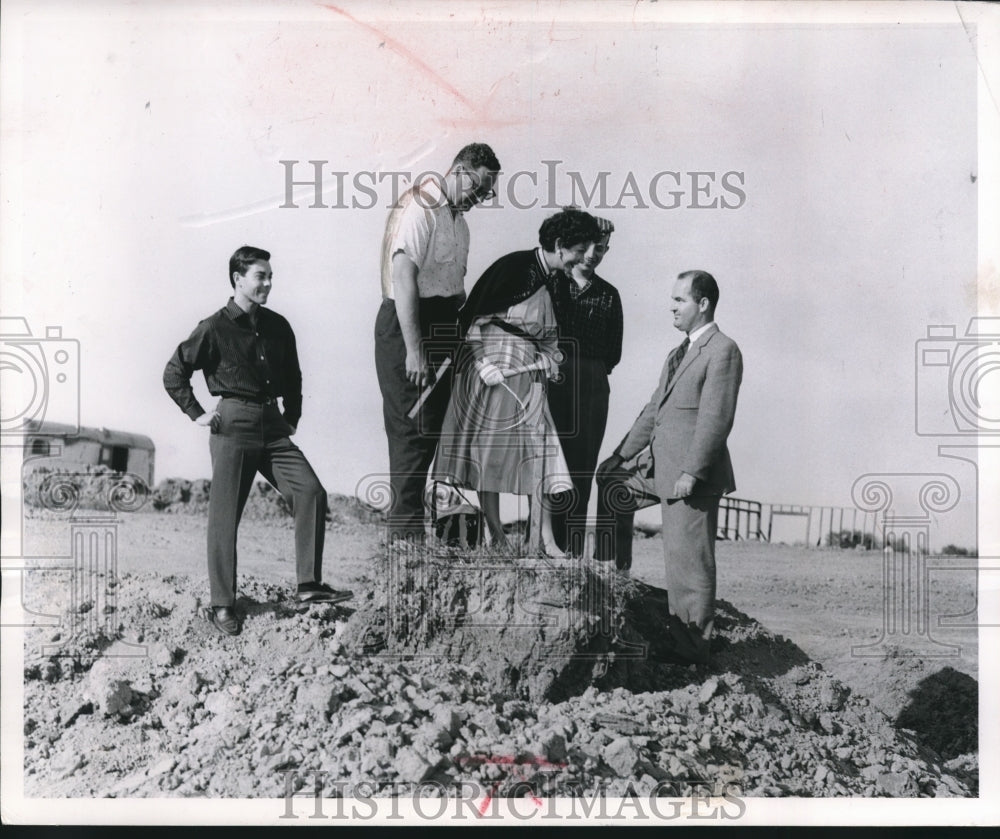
[296,582,354,604]
[205,605,240,636]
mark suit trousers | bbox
[207,398,327,607]
[547,351,611,556]
[593,453,658,570]
[374,297,459,541]
[661,494,720,661]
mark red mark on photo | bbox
[322,5,476,112]
[456,754,566,815]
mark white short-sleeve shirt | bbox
[380,178,470,299]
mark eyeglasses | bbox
[460,169,496,203]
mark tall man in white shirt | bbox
[374,143,501,542]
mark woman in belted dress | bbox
[433,208,604,555]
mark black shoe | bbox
[204,605,240,636]
[296,582,354,604]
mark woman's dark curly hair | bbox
[538,207,603,251]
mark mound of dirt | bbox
[22,552,973,799]
[150,478,383,531]
[339,547,809,703]
[22,469,383,531]
[23,466,149,513]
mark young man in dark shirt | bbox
[164,245,351,636]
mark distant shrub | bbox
[884,537,929,555]
[940,544,977,557]
[633,522,662,539]
[826,529,876,550]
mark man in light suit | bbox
[595,270,742,664]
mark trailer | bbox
[22,420,155,487]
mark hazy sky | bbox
[3,1,996,549]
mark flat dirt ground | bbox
[19,510,978,721]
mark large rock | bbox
[91,678,133,717]
[603,737,642,776]
[295,683,342,719]
[394,746,438,783]
[151,478,190,509]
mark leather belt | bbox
[221,394,278,407]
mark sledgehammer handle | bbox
[407,357,547,419]
[406,357,452,420]
[502,359,548,378]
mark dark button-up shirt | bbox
[163,298,303,426]
[543,271,624,373]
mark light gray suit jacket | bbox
[617,324,742,499]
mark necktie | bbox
[666,337,690,386]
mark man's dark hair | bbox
[678,269,720,312]
[452,143,501,173]
[229,245,271,287]
[538,208,603,251]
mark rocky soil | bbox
[17,476,979,800]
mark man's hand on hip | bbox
[195,411,220,432]
[673,472,696,498]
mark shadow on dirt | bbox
[579,596,815,703]
[895,666,978,760]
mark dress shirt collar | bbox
[569,267,593,294]
[416,177,459,214]
[687,321,715,346]
[535,247,561,278]
[225,297,257,325]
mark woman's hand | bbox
[540,354,560,379]
[477,360,505,386]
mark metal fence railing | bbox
[717,497,886,548]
